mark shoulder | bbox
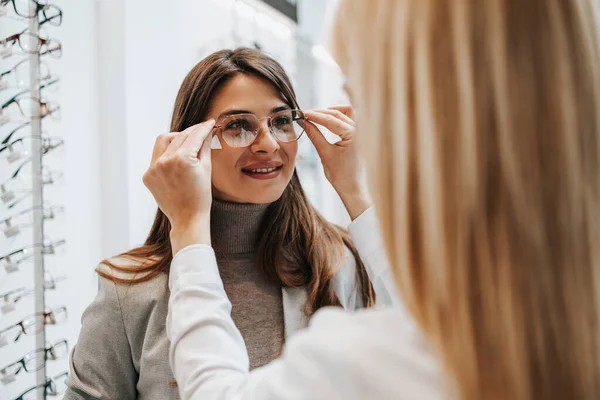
[95,256,170,315]
[284,307,445,399]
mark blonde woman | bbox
[144,0,600,399]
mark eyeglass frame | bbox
[0,0,47,19]
[0,238,66,272]
[0,339,69,379]
[0,306,68,343]
[14,371,69,399]
[0,30,62,59]
[1,91,59,120]
[1,272,66,311]
[212,108,306,148]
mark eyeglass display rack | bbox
[0,2,64,399]
[29,4,47,398]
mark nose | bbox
[250,121,279,153]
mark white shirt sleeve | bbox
[167,245,350,400]
[167,207,411,399]
[347,207,401,307]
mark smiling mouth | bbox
[242,166,283,174]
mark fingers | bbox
[151,132,179,164]
[181,119,216,158]
[304,110,354,141]
[303,120,330,156]
[164,130,191,157]
[328,105,355,121]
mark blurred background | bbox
[0,0,348,398]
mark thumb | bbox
[303,120,330,157]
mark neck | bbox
[210,198,272,254]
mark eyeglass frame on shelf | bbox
[13,371,69,399]
[0,0,48,19]
[0,272,67,313]
[0,238,66,273]
[0,339,69,383]
[0,306,68,345]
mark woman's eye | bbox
[273,116,291,126]
[226,119,249,130]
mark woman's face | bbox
[206,74,298,204]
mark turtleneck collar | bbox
[210,198,272,254]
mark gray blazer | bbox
[64,251,365,400]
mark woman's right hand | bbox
[142,119,216,253]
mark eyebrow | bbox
[217,105,292,119]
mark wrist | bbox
[338,189,372,221]
[170,215,211,255]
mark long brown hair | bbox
[100,48,375,314]
[334,0,600,398]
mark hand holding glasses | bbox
[211,108,306,149]
[0,339,68,385]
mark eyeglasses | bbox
[0,59,52,92]
[0,0,47,19]
[0,339,68,384]
[0,133,63,164]
[0,238,65,273]
[1,205,64,238]
[1,92,60,120]
[14,371,68,399]
[0,307,67,349]
[1,169,63,210]
[0,61,55,93]
[212,108,306,148]
[0,31,61,60]
[0,272,66,314]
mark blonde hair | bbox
[333,0,600,398]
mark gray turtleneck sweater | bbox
[210,199,284,369]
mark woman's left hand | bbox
[303,106,372,220]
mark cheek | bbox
[280,143,298,167]
[211,149,242,182]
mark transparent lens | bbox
[42,5,62,26]
[48,307,67,324]
[13,0,38,17]
[46,40,62,58]
[270,109,305,142]
[1,361,22,377]
[47,372,68,395]
[48,340,68,360]
[15,97,42,118]
[22,315,40,335]
[220,115,259,148]
[0,324,23,342]
[18,33,41,53]
[20,385,40,400]
[23,349,44,372]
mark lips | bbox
[241,161,283,173]
[241,161,284,180]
